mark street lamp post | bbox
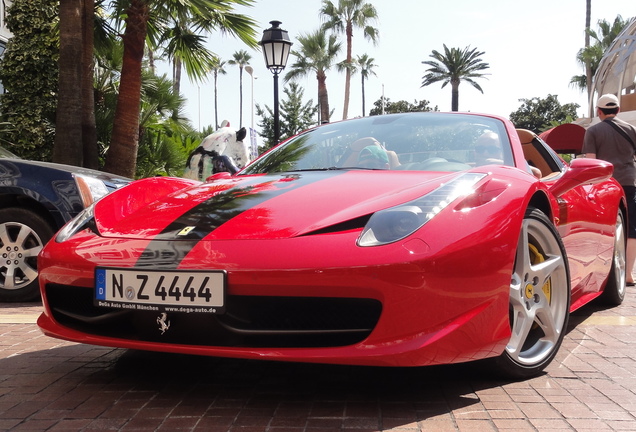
[244,66,256,131]
[244,65,257,159]
[259,20,292,145]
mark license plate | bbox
[95,267,225,314]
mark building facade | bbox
[0,1,11,50]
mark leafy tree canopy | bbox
[509,95,580,133]
[369,98,438,116]
[256,82,319,150]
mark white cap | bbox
[597,94,620,109]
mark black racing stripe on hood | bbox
[136,239,200,269]
[135,171,344,268]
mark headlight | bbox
[56,203,96,243]
[74,174,111,207]
[357,173,486,247]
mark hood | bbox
[12,159,131,182]
[5,158,132,192]
[94,171,463,241]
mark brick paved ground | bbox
[1,288,635,432]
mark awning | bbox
[538,123,586,154]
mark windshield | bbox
[242,113,513,175]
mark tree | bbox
[255,82,319,149]
[584,0,592,103]
[54,0,84,167]
[104,0,258,178]
[0,0,58,161]
[421,44,489,112]
[53,0,109,169]
[104,0,150,177]
[159,16,219,99]
[369,98,437,116]
[93,39,123,160]
[354,54,377,117]
[211,57,227,129]
[285,28,342,124]
[320,0,379,120]
[509,95,580,133]
[571,15,630,98]
[135,72,193,178]
[81,0,100,169]
[94,40,198,178]
[228,49,252,128]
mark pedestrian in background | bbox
[583,93,636,285]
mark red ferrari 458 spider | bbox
[38,112,627,379]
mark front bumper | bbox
[38,229,513,367]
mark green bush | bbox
[0,0,59,160]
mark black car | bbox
[0,146,130,301]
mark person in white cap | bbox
[583,93,636,285]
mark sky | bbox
[167,0,636,133]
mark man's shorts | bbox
[623,185,636,238]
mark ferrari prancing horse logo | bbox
[177,226,196,236]
[157,313,170,334]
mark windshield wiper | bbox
[286,167,347,172]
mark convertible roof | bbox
[539,123,586,154]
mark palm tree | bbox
[94,40,197,178]
[55,0,120,169]
[54,0,84,167]
[285,28,342,124]
[421,44,489,112]
[228,49,252,128]
[571,16,630,97]
[354,54,377,116]
[211,57,227,129]
[81,0,100,170]
[320,0,379,120]
[136,72,192,178]
[104,0,258,178]
[160,24,215,97]
[584,0,592,103]
[55,0,100,169]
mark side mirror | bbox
[549,158,613,196]
[205,171,232,182]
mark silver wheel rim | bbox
[0,221,43,290]
[613,213,627,297]
[507,217,569,366]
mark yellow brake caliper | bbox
[526,243,552,304]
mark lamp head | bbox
[259,20,293,74]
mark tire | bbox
[492,207,571,379]
[0,208,55,302]
[599,210,627,306]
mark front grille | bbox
[45,284,382,348]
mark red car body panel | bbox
[37,113,625,369]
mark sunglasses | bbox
[475,146,500,155]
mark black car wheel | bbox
[0,208,54,302]
[600,210,627,306]
[493,207,570,379]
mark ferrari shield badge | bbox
[177,226,196,236]
[156,313,170,335]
